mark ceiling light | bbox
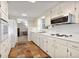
[41,16,45,19]
[29,1,36,3]
[17,19,22,23]
[22,13,27,16]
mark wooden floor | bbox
[9,41,49,58]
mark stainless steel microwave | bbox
[51,14,75,24]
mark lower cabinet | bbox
[1,39,11,58]
[43,37,48,53]
[47,37,55,57]
[67,48,79,58]
[67,41,79,58]
[31,32,79,58]
[54,44,68,58]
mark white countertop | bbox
[38,32,79,43]
[31,24,79,43]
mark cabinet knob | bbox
[67,48,69,52]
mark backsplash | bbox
[47,24,79,35]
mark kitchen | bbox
[0,1,79,58]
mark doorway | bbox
[17,22,28,43]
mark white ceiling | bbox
[8,1,60,20]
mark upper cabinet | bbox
[0,1,8,21]
[44,2,79,26]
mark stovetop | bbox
[51,33,72,38]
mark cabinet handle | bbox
[70,52,72,56]
[0,54,1,58]
[0,5,1,7]
[67,48,69,52]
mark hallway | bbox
[18,36,28,43]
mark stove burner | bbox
[51,33,72,38]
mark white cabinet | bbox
[0,1,8,16]
[43,36,48,53]
[67,48,79,58]
[47,37,55,57]
[0,1,10,58]
[30,32,79,58]
[54,39,68,58]
[1,39,11,58]
[0,1,8,21]
[67,41,79,58]
[54,44,68,58]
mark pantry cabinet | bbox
[0,1,10,58]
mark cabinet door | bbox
[47,38,55,57]
[32,33,36,43]
[39,36,43,49]
[1,2,8,16]
[55,44,68,58]
[43,38,48,53]
[68,48,79,58]
[36,35,39,46]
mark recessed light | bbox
[22,13,27,16]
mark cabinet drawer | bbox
[55,38,67,46]
[68,41,79,51]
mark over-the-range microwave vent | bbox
[51,16,68,24]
